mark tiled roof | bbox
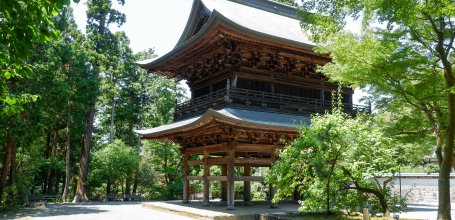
[135,108,309,138]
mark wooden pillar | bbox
[183,151,189,203]
[203,148,210,206]
[232,75,238,88]
[270,147,278,208]
[227,142,235,210]
[243,164,252,205]
[221,165,227,202]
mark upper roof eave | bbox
[138,9,315,74]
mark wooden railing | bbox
[174,88,370,120]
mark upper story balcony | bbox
[174,88,371,121]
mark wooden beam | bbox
[235,144,275,153]
[207,176,227,181]
[185,143,227,155]
[208,158,227,165]
[186,147,204,155]
[234,176,264,182]
[187,176,203,181]
[188,160,204,165]
[234,158,272,166]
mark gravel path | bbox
[2,202,195,220]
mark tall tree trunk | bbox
[438,93,455,220]
[7,141,16,201]
[43,132,51,194]
[47,128,58,194]
[73,97,97,202]
[106,179,111,195]
[436,44,455,220]
[125,176,131,201]
[62,106,72,202]
[109,88,115,143]
[132,171,139,194]
[0,136,14,197]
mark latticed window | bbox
[237,78,271,92]
[275,83,320,99]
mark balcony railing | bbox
[174,88,371,120]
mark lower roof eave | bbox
[135,108,309,140]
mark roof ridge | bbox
[227,0,298,19]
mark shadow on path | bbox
[1,202,142,219]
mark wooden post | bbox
[227,142,235,210]
[270,147,278,208]
[203,148,210,206]
[183,151,189,203]
[243,164,252,205]
[221,165,227,202]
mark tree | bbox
[297,1,455,218]
[0,0,76,115]
[274,0,295,6]
[89,140,139,195]
[268,100,400,216]
[140,141,182,200]
[73,0,125,202]
[0,0,75,201]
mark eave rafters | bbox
[148,26,330,81]
[143,117,297,148]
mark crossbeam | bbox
[234,158,272,166]
[185,143,227,155]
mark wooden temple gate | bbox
[182,142,280,208]
[169,113,296,209]
[136,0,369,210]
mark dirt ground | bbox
[1,202,195,220]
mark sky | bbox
[71,0,368,105]
[72,1,193,56]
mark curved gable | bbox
[175,0,212,47]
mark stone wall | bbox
[387,174,455,204]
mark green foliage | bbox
[0,0,187,208]
[0,6,94,207]
[140,141,182,200]
[89,140,139,188]
[297,1,454,217]
[273,0,295,6]
[268,105,401,215]
[0,0,74,116]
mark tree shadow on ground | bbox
[0,202,141,219]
